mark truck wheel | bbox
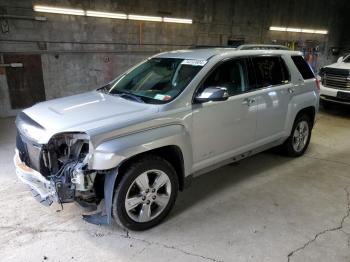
[112,155,178,231]
[282,114,312,157]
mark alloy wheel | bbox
[292,120,309,153]
[124,169,172,223]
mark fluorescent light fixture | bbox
[163,17,192,24]
[128,14,162,22]
[269,26,287,31]
[286,28,302,32]
[314,30,328,35]
[270,26,328,34]
[301,29,315,33]
[33,5,85,16]
[86,10,127,19]
[33,5,194,24]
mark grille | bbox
[15,112,45,173]
[16,129,42,172]
[16,129,29,165]
[321,68,350,90]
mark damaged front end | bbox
[15,113,111,222]
[44,133,97,204]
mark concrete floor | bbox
[0,107,350,262]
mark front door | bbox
[192,58,257,171]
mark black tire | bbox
[112,155,178,231]
[281,114,312,157]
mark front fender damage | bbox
[82,168,118,225]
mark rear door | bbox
[251,56,293,143]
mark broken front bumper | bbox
[14,150,57,206]
[14,150,119,225]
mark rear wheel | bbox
[112,155,178,231]
[281,114,312,157]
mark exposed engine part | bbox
[49,160,99,203]
[71,162,97,191]
[43,133,90,176]
[42,133,98,204]
[50,161,77,203]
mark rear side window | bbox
[252,56,290,88]
[291,56,315,79]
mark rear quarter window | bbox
[291,56,315,80]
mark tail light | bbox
[315,78,321,91]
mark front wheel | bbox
[112,155,178,231]
[281,115,312,157]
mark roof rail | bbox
[189,45,236,49]
[237,44,290,50]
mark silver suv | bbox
[14,47,319,230]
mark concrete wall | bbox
[337,0,350,53]
[0,0,349,117]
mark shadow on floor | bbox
[171,151,296,217]
[319,102,350,119]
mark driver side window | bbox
[202,58,248,96]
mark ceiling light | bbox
[33,5,194,25]
[33,5,85,16]
[269,26,287,32]
[270,26,328,35]
[86,10,127,19]
[314,30,328,35]
[301,29,315,33]
[128,14,162,22]
[286,28,302,32]
[163,17,192,24]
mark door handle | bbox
[242,98,255,106]
[288,88,295,94]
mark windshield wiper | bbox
[118,92,145,103]
[97,85,109,93]
[101,88,146,103]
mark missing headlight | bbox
[44,132,90,174]
[41,132,97,204]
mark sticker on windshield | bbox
[154,94,171,101]
[181,59,207,66]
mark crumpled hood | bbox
[324,61,350,70]
[22,91,159,143]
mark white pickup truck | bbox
[320,54,350,107]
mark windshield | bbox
[343,55,350,63]
[103,58,205,104]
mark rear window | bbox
[252,56,290,88]
[291,56,315,80]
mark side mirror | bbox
[337,56,344,63]
[194,87,229,103]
